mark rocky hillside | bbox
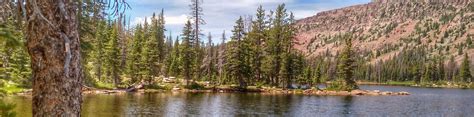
[294,0,474,63]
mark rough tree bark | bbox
[25,0,82,116]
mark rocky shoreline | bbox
[78,88,410,96]
[16,86,410,96]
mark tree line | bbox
[2,0,474,116]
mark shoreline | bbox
[15,86,410,96]
[15,81,474,96]
[357,81,474,89]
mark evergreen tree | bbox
[263,4,287,86]
[247,5,266,82]
[181,20,195,86]
[92,21,108,82]
[189,0,206,81]
[106,22,121,87]
[314,63,322,86]
[164,33,174,77]
[157,10,166,63]
[411,64,421,84]
[335,37,358,91]
[280,12,298,88]
[169,37,181,77]
[140,19,151,83]
[225,17,250,88]
[459,53,472,82]
[127,24,144,84]
[422,64,432,84]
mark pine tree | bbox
[190,0,205,81]
[437,58,445,82]
[92,21,108,82]
[459,53,472,82]
[280,12,298,88]
[335,36,358,91]
[157,10,166,63]
[225,17,250,88]
[169,37,181,77]
[141,13,164,85]
[181,20,195,86]
[140,19,151,83]
[422,64,432,84]
[302,64,313,86]
[263,4,288,86]
[127,24,144,84]
[164,33,174,77]
[247,5,266,83]
[0,19,31,87]
[314,63,322,86]
[411,64,421,84]
[106,22,121,87]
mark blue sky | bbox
[127,0,371,44]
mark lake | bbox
[6,85,474,116]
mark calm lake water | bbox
[5,85,474,117]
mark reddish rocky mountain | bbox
[294,0,474,63]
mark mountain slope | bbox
[294,0,474,63]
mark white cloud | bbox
[292,10,317,19]
[165,14,188,25]
[131,17,149,25]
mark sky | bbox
[126,0,371,44]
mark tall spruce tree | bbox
[106,22,121,87]
[92,21,108,82]
[127,24,144,84]
[169,37,181,77]
[189,0,205,81]
[459,53,472,82]
[335,37,358,91]
[181,20,195,86]
[225,17,250,88]
[263,4,287,86]
[248,5,266,83]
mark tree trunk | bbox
[26,0,82,116]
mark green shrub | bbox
[0,89,16,117]
[144,84,173,90]
[326,82,344,91]
[184,82,204,90]
[94,82,115,90]
[255,82,265,89]
[326,80,357,91]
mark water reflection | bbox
[341,96,353,115]
[5,85,474,116]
